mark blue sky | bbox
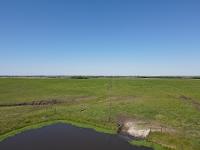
[0,0,200,76]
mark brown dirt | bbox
[179,95,200,111]
[0,96,97,108]
[0,99,62,107]
[116,115,176,137]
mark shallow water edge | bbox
[0,123,154,150]
[0,119,166,149]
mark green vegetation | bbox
[0,77,200,149]
[130,140,170,150]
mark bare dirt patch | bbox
[0,99,63,107]
[179,95,200,111]
[0,96,97,108]
[117,115,176,139]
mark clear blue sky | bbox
[0,0,200,76]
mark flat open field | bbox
[0,78,200,149]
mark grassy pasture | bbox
[0,77,200,149]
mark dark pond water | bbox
[0,123,152,150]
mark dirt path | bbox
[0,99,62,107]
[0,96,97,108]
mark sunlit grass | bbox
[0,78,200,149]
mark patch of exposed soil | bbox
[116,115,176,139]
[179,95,200,111]
[180,95,192,100]
[0,99,62,107]
[0,96,97,108]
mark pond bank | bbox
[0,123,153,150]
[0,119,168,150]
[0,119,115,142]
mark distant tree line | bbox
[0,75,200,79]
[70,76,89,79]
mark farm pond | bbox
[0,123,152,150]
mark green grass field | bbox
[0,77,200,150]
